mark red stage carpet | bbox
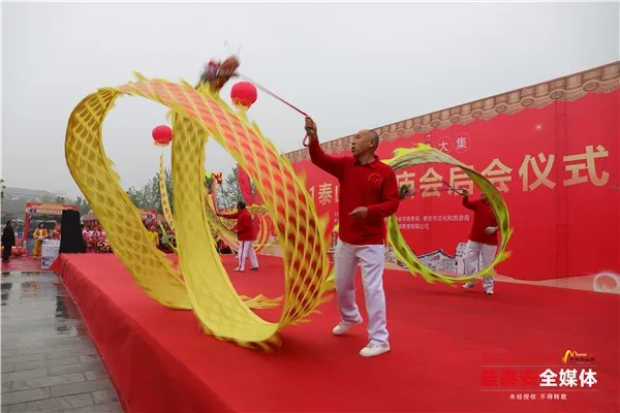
[52,254,619,413]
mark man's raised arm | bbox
[306,118,346,178]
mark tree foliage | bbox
[124,166,248,212]
[124,167,173,214]
[74,197,91,215]
[215,167,242,209]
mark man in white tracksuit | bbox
[305,117,400,357]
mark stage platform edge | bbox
[51,253,620,413]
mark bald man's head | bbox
[351,129,380,160]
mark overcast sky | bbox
[2,1,618,198]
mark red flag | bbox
[237,165,253,206]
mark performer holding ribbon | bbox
[217,201,259,272]
[460,190,499,295]
[305,117,400,358]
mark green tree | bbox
[74,196,90,215]
[123,166,260,213]
[163,168,173,214]
[144,175,161,213]
[213,166,258,209]
[205,175,213,194]
[0,179,5,199]
[126,187,148,209]
[125,168,173,214]
[222,167,242,208]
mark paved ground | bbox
[2,269,123,412]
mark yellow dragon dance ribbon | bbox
[326,145,512,286]
[65,75,332,350]
[158,154,277,308]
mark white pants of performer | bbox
[237,240,258,271]
[464,240,497,290]
[335,240,388,346]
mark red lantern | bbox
[152,125,172,147]
[230,81,258,109]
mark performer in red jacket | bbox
[460,190,499,295]
[306,117,400,358]
[218,201,259,272]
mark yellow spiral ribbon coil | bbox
[65,74,331,349]
[326,145,512,285]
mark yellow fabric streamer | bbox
[158,154,175,232]
[65,74,331,350]
[158,154,280,307]
[326,145,512,286]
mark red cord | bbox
[238,73,312,147]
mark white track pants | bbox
[237,240,258,271]
[464,240,497,290]
[335,240,388,346]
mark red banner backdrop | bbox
[288,67,619,281]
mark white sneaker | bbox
[332,320,362,336]
[360,343,391,357]
[462,282,475,290]
[485,289,494,295]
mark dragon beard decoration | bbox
[326,145,513,285]
[65,65,331,350]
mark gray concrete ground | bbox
[1,270,123,412]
